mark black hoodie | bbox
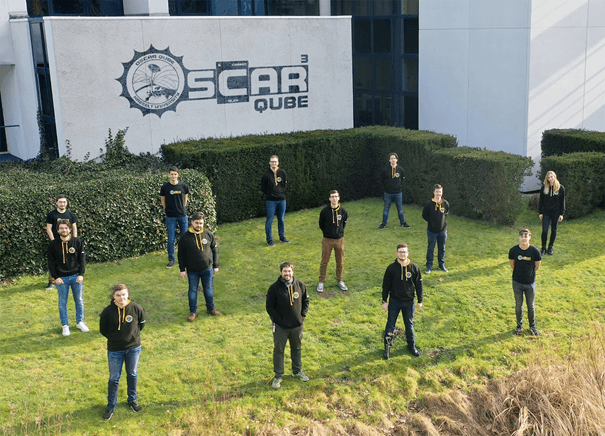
[100,300,146,351]
[266,276,309,329]
[47,236,85,279]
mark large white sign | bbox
[44,17,353,161]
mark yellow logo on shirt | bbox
[517,255,532,261]
[126,315,133,323]
[293,292,300,299]
[69,247,76,254]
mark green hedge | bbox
[0,169,215,280]
[542,129,605,158]
[162,127,532,225]
[540,152,605,219]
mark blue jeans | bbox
[384,299,416,347]
[382,192,405,226]
[426,229,447,269]
[512,280,536,328]
[188,268,215,313]
[56,274,84,326]
[265,199,286,242]
[107,345,142,410]
[166,215,188,262]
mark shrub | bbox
[541,129,605,158]
[540,152,605,219]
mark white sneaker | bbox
[336,281,348,291]
[62,325,70,336]
[316,282,324,293]
[76,322,89,332]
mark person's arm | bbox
[138,305,147,332]
[72,223,78,238]
[534,260,541,272]
[342,209,348,230]
[300,283,309,319]
[160,196,166,210]
[381,267,391,311]
[76,240,85,283]
[422,202,430,222]
[178,237,187,276]
[538,188,544,217]
[559,185,565,220]
[509,259,515,271]
[211,234,219,273]
[46,223,54,240]
[184,193,188,208]
[99,310,108,338]
[265,287,281,324]
[47,244,57,280]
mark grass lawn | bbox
[2,198,604,435]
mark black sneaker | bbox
[267,240,275,247]
[45,281,54,290]
[541,247,546,255]
[439,265,449,273]
[378,224,386,230]
[408,346,420,357]
[166,261,175,268]
[547,247,554,255]
[530,327,540,336]
[102,409,114,420]
[401,222,410,228]
[128,401,142,412]
[279,237,290,243]
[515,326,523,336]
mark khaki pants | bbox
[319,237,344,282]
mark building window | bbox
[0,94,7,153]
[266,0,319,16]
[333,0,418,129]
[27,0,124,16]
[169,0,210,15]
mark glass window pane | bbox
[401,0,418,14]
[375,57,391,90]
[37,73,54,117]
[51,0,84,15]
[373,19,391,53]
[375,93,392,125]
[332,0,353,15]
[374,0,391,15]
[353,0,370,16]
[354,56,372,89]
[403,95,418,129]
[27,0,49,16]
[403,17,418,54]
[403,58,417,91]
[355,92,373,126]
[354,20,371,53]
[30,22,46,68]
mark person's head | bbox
[190,212,205,232]
[57,219,72,236]
[433,184,443,199]
[280,262,294,281]
[519,228,531,245]
[56,194,68,211]
[168,166,180,183]
[388,153,398,166]
[112,283,130,307]
[396,243,409,261]
[269,155,279,171]
[329,190,340,205]
[543,171,560,192]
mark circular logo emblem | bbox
[293,292,300,299]
[202,238,208,244]
[277,177,282,183]
[518,255,524,261]
[69,247,76,254]
[554,190,559,195]
[118,46,187,117]
[440,208,445,213]
[395,173,400,178]
[406,271,412,278]
[125,315,133,323]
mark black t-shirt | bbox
[46,209,77,240]
[160,181,189,217]
[509,244,541,284]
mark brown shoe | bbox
[207,309,223,316]
[187,313,197,322]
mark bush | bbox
[540,152,605,219]
[541,129,605,158]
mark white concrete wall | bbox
[420,0,605,189]
[43,16,353,162]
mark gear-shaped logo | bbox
[117,45,187,117]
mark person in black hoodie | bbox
[538,171,566,255]
[317,190,349,293]
[381,243,423,359]
[266,262,310,389]
[260,155,289,246]
[47,219,88,336]
[379,153,410,229]
[178,212,222,321]
[99,283,146,421]
[422,184,450,273]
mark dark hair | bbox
[56,218,72,231]
[388,152,398,159]
[190,212,205,221]
[280,262,294,271]
[519,229,531,236]
[56,194,68,201]
[112,283,129,296]
[396,243,408,250]
[168,165,179,173]
[329,190,339,196]
[433,184,443,191]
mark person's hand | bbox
[417,302,423,311]
[179,271,187,279]
[539,214,543,221]
[558,215,564,222]
[55,278,64,285]
[381,302,388,312]
[76,275,84,283]
[214,268,219,274]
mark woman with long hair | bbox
[538,171,566,255]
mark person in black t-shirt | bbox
[508,229,542,336]
[45,194,77,290]
[160,166,189,269]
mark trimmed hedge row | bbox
[162,126,532,226]
[540,152,605,219]
[542,129,605,158]
[0,169,215,280]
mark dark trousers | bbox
[384,299,416,347]
[272,323,303,377]
[541,212,560,249]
